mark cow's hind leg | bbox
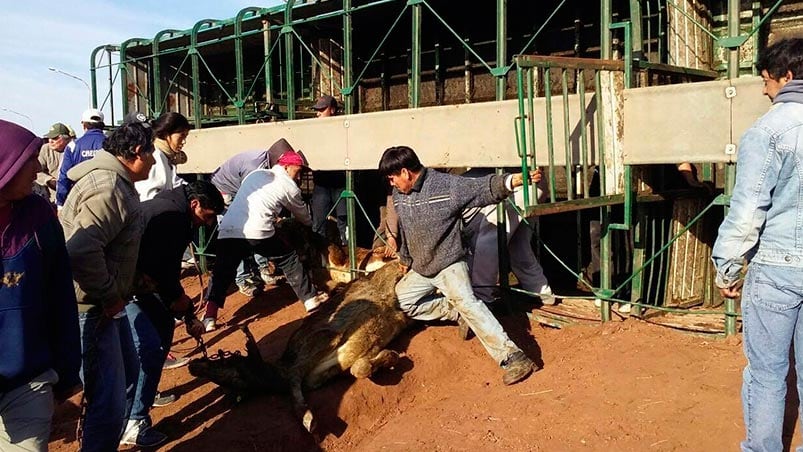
[350,349,400,379]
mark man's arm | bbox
[284,183,312,227]
[452,169,541,211]
[711,126,779,292]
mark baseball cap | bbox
[44,122,70,139]
[277,150,308,168]
[311,95,337,111]
[81,108,105,124]
[123,111,151,128]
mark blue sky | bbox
[0,0,282,136]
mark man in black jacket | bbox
[378,146,538,386]
[120,180,224,447]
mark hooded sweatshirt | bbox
[60,150,144,312]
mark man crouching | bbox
[378,145,538,386]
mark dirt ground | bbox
[48,275,802,452]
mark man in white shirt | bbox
[202,151,328,331]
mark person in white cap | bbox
[56,108,106,207]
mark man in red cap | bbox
[0,120,81,450]
[202,149,328,331]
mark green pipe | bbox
[526,67,537,205]
[410,1,422,108]
[600,205,612,321]
[724,0,740,337]
[343,0,357,278]
[545,67,557,203]
[191,19,224,129]
[90,45,118,111]
[343,0,354,113]
[284,0,297,119]
[495,0,508,307]
[561,69,573,200]
[629,0,644,60]
[600,0,612,59]
[235,8,262,125]
[263,20,273,104]
[152,30,183,117]
[578,68,589,198]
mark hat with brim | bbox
[44,122,70,139]
[0,119,43,191]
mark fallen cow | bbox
[188,260,410,431]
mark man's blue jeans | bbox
[741,262,803,452]
[395,261,520,364]
[126,295,176,423]
[78,310,139,452]
[235,253,269,286]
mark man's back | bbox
[57,129,105,206]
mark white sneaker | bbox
[618,303,632,314]
[303,292,329,313]
[120,419,167,447]
[202,317,216,332]
[594,298,602,308]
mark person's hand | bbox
[511,169,542,188]
[171,294,193,314]
[384,236,398,258]
[185,318,205,339]
[718,279,744,298]
[103,298,127,319]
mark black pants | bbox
[206,236,315,308]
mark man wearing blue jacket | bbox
[712,38,803,451]
[56,108,106,207]
[0,119,82,450]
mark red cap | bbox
[277,150,307,167]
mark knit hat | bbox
[0,119,42,191]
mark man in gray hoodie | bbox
[60,122,155,452]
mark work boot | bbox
[457,316,474,341]
[501,351,536,386]
[152,392,177,407]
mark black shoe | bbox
[457,316,474,341]
[501,351,536,386]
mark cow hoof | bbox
[372,349,400,369]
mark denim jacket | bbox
[712,80,803,287]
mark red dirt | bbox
[49,275,802,451]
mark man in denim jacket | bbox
[712,38,803,452]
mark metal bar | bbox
[629,0,644,59]
[514,55,625,72]
[578,68,589,198]
[526,67,537,205]
[744,0,784,40]
[410,0,422,108]
[496,0,510,310]
[601,0,612,59]
[525,194,625,217]
[724,0,740,337]
[637,60,718,79]
[264,20,273,104]
[561,68,574,200]
[545,68,557,203]
[235,9,261,124]
[283,27,295,119]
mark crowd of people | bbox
[5,34,799,450]
[0,94,549,450]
